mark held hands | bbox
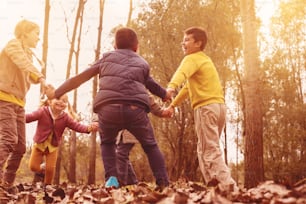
[39,78,55,99]
[39,78,46,87]
[161,87,176,117]
[88,122,99,132]
[162,88,176,102]
[161,105,175,118]
[44,84,56,99]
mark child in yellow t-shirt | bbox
[165,27,238,192]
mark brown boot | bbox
[0,181,18,194]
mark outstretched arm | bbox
[145,76,169,101]
[46,64,99,99]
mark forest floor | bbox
[0,179,305,203]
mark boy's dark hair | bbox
[115,27,138,50]
[184,27,207,50]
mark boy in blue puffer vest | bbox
[45,27,171,189]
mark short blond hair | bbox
[14,19,39,39]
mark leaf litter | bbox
[0,179,305,203]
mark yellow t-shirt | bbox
[0,91,25,107]
[168,51,224,110]
[35,133,57,153]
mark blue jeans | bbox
[97,103,169,186]
[116,142,138,185]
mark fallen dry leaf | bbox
[0,179,305,203]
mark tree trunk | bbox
[240,0,264,188]
[65,0,85,79]
[69,131,77,183]
[41,0,50,80]
[66,0,86,183]
[126,0,133,26]
[87,0,105,185]
[54,142,64,185]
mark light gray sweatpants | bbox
[194,103,237,190]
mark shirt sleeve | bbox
[4,39,44,83]
[25,108,43,123]
[55,63,100,98]
[167,56,198,89]
[145,76,166,100]
[148,94,164,117]
[65,114,90,133]
[171,83,189,107]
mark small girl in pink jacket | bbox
[26,94,98,185]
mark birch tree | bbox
[41,0,50,83]
[53,0,87,184]
[68,0,87,183]
[88,0,105,185]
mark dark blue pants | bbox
[116,142,138,185]
[97,104,169,186]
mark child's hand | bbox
[45,84,55,99]
[163,88,175,102]
[161,106,174,118]
[88,122,99,132]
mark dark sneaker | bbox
[207,178,220,187]
[154,183,169,192]
[33,172,45,184]
[0,182,18,194]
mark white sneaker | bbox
[40,162,46,171]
